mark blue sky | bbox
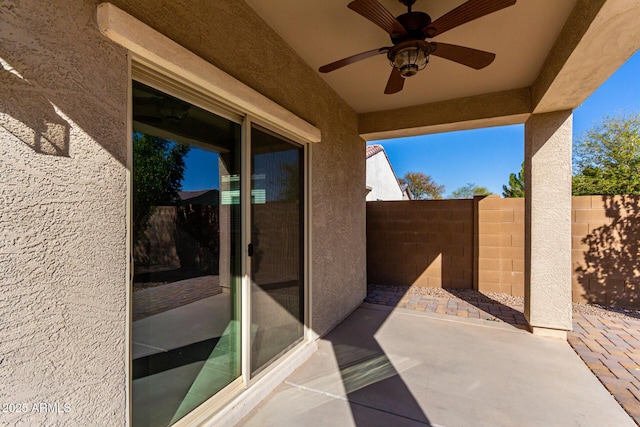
[375,51,640,196]
[181,51,640,193]
[182,148,220,191]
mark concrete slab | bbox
[133,361,205,426]
[238,304,634,427]
[132,293,231,358]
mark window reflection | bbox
[250,126,305,375]
[130,82,307,423]
[131,81,241,426]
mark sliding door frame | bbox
[129,65,312,424]
[243,118,310,386]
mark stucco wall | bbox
[366,152,404,201]
[106,0,365,335]
[1,1,365,424]
[0,1,129,425]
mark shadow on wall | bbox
[576,195,640,308]
[0,65,70,156]
[367,200,474,289]
[1,0,128,164]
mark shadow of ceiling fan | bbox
[319,0,517,94]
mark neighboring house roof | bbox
[366,144,384,159]
[367,144,403,187]
[178,189,219,206]
[399,183,413,200]
[366,144,406,201]
[366,145,414,200]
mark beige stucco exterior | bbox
[524,111,574,336]
[2,0,640,424]
[1,0,365,424]
[356,0,640,140]
[1,1,130,425]
[122,0,369,335]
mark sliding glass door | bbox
[131,81,306,425]
[250,126,305,376]
[131,81,242,426]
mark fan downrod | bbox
[399,0,417,12]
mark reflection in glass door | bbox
[131,81,241,426]
[250,125,305,375]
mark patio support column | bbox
[524,110,573,339]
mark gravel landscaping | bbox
[368,284,640,322]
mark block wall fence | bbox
[366,195,640,308]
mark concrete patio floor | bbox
[364,286,640,423]
[238,303,634,427]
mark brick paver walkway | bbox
[133,275,220,321]
[569,315,640,424]
[365,286,640,425]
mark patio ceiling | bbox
[246,0,573,113]
[246,0,640,139]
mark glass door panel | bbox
[131,81,241,426]
[250,125,305,375]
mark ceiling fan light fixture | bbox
[390,45,429,78]
[320,0,515,94]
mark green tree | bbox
[449,183,492,199]
[398,172,445,200]
[133,133,190,245]
[572,113,640,195]
[502,162,525,198]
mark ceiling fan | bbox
[319,0,516,94]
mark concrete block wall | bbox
[572,195,640,307]
[367,195,640,308]
[475,195,525,296]
[367,200,474,289]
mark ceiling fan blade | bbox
[425,0,516,37]
[384,68,404,94]
[430,42,495,69]
[319,47,390,73]
[348,0,408,38]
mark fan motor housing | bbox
[392,12,431,44]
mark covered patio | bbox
[2,1,640,425]
[246,0,640,338]
[239,300,635,426]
